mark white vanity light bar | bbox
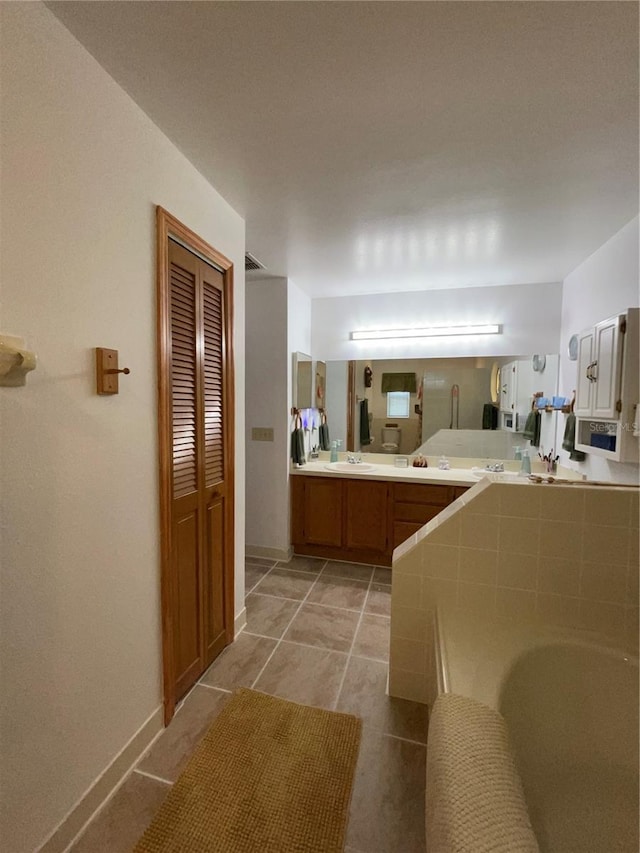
[350,324,502,341]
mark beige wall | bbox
[389,481,639,704]
[557,216,639,484]
[0,4,245,850]
[245,279,289,557]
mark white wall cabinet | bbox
[499,361,518,430]
[499,362,516,414]
[574,328,594,418]
[575,309,639,462]
[575,316,623,419]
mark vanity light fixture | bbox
[350,324,502,341]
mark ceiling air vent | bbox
[244,252,265,272]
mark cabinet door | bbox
[500,362,517,413]
[344,479,388,553]
[592,316,623,419]
[575,329,594,417]
[302,477,344,547]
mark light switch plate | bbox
[252,427,274,442]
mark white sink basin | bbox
[470,467,521,481]
[324,462,377,473]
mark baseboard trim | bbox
[37,704,164,853]
[234,607,247,637]
[245,544,292,561]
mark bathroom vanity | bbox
[290,464,471,566]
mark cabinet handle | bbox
[591,360,597,382]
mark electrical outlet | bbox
[251,427,274,442]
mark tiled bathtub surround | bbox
[389,479,639,704]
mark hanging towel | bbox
[523,409,541,447]
[482,403,498,430]
[522,409,536,440]
[290,415,305,465]
[562,413,586,462]
[319,414,331,451]
[360,399,372,446]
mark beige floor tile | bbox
[307,575,369,611]
[253,641,348,709]
[373,567,392,585]
[244,593,300,638]
[137,685,228,782]
[365,583,391,617]
[284,603,360,652]
[275,555,326,574]
[352,614,390,662]
[323,560,375,582]
[70,773,169,853]
[199,632,277,691]
[346,730,426,853]
[252,568,317,600]
[245,564,271,594]
[336,657,428,743]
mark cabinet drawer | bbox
[394,502,443,525]
[393,522,423,548]
[394,483,451,506]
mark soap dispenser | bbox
[330,441,338,463]
[520,449,531,476]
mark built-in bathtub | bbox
[433,609,639,853]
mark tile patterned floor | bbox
[69,558,428,853]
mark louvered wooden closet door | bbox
[168,240,227,699]
[201,265,227,667]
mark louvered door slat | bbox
[170,261,197,499]
[203,282,224,487]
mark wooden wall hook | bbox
[96,347,130,395]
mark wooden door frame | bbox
[347,361,356,451]
[156,206,235,725]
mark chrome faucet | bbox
[346,452,363,464]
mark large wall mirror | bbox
[322,354,562,460]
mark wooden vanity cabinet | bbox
[291,476,390,563]
[299,476,343,547]
[392,483,450,548]
[291,476,468,566]
[344,479,389,553]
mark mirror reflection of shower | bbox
[421,364,492,445]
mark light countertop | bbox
[291,459,490,487]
